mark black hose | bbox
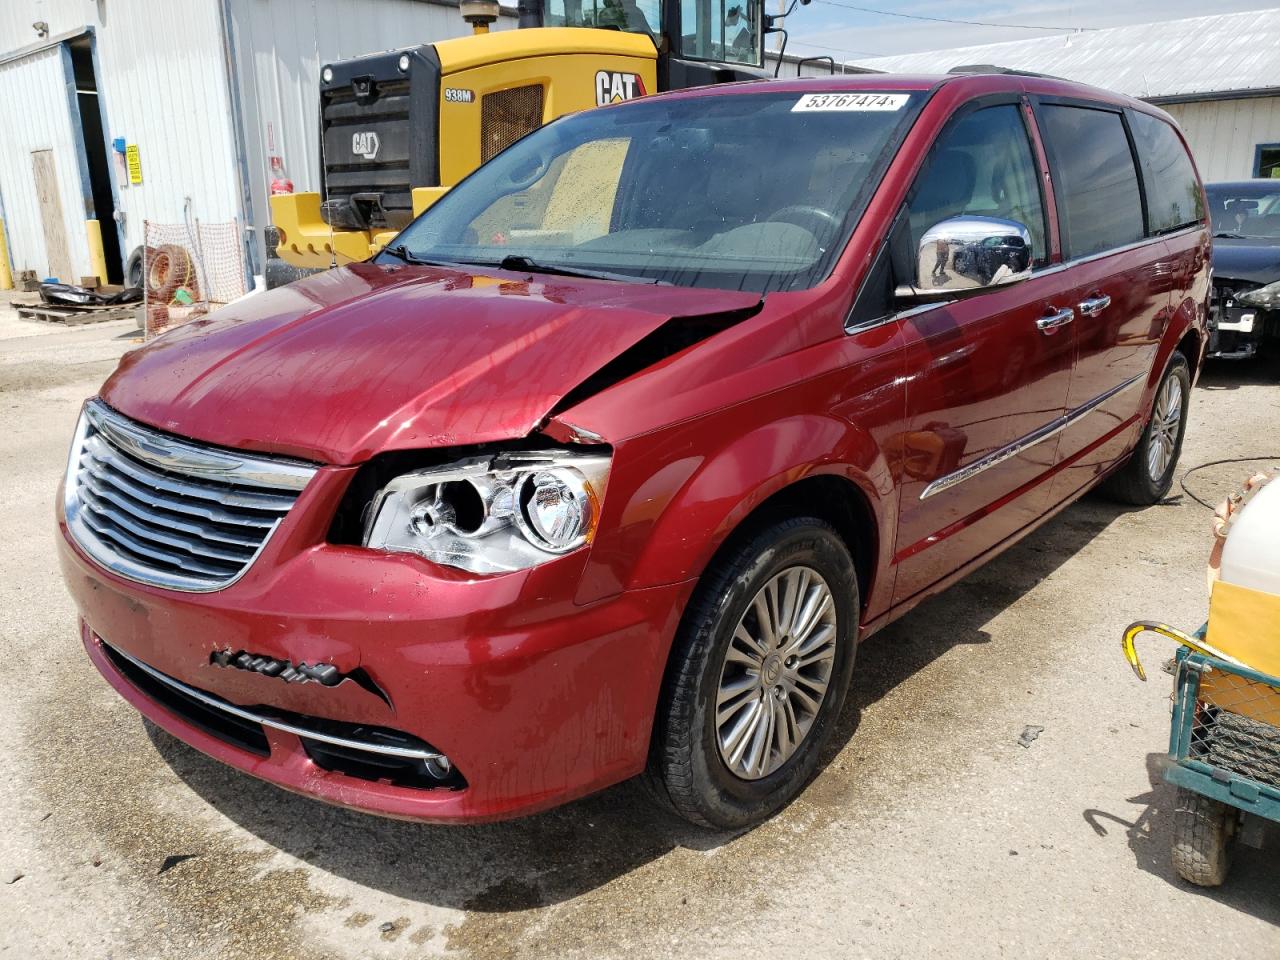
[1180,456,1280,510]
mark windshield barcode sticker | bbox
[792,93,909,112]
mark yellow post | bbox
[86,219,108,285]
[0,218,12,291]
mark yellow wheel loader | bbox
[269,0,806,274]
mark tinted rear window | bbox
[1129,112,1204,234]
[1040,104,1145,259]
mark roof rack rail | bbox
[946,64,1064,81]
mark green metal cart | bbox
[1124,622,1280,886]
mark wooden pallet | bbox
[16,302,141,326]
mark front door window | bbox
[907,104,1048,265]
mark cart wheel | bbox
[1171,787,1236,887]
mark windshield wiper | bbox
[383,244,469,268]
[1212,232,1247,240]
[494,254,668,285]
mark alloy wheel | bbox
[1147,374,1183,482]
[714,566,838,780]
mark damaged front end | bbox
[324,298,763,575]
[1209,278,1280,360]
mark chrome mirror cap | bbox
[900,215,1033,300]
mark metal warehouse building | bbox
[0,0,505,287]
[851,9,1280,184]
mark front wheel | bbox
[1101,352,1191,505]
[1171,787,1237,886]
[645,517,859,829]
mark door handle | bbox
[1036,306,1075,334]
[1078,294,1112,317]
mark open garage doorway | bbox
[68,34,123,284]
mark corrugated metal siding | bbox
[0,45,91,279]
[1165,97,1280,183]
[850,10,1280,101]
[0,0,241,268]
[91,0,240,253]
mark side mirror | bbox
[899,215,1033,301]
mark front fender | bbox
[637,413,887,582]
[577,409,898,620]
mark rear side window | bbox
[1040,104,1145,259]
[907,104,1047,264]
[1129,112,1204,234]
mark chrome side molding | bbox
[920,373,1146,500]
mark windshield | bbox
[1206,183,1280,239]
[388,91,920,293]
[545,0,661,39]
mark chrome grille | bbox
[64,400,317,592]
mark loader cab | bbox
[545,0,767,83]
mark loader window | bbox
[389,91,922,293]
[681,0,761,66]
[547,0,661,37]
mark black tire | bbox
[1171,787,1236,886]
[1101,351,1191,505]
[644,516,859,829]
[124,245,148,290]
[147,244,198,303]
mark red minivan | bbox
[58,73,1209,828]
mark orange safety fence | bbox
[142,219,247,339]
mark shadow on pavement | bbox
[1196,356,1280,391]
[1082,753,1279,925]
[840,495,1128,719]
[151,497,1132,912]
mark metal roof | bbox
[849,9,1280,102]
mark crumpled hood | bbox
[100,263,760,464]
[1212,238,1280,287]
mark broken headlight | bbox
[363,450,611,574]
[1238,280,1280,310]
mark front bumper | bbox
[1209,297,1273,360]
[269,192,375,269]
[58,489,693,823]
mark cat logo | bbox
[594,70,646,106]
[351,131,380,160]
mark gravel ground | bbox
[1,307,1277,959]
